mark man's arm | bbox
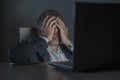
[55,17,74,52]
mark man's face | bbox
[52,26,60,42]
[42,16,61,44]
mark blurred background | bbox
[0,0,120,62]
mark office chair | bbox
[8,27,38,66]
[19,27,38,43]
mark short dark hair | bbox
[37,9,63,30]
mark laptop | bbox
[49,2,120,72]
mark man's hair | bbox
[37,9,63,30]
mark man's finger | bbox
[44,20,56,35]
[57,17,66,28]
[49,20,56,28]
[44,16,55,35]
[45,16,56,28]
[43,16,50,27]
[42,16,50,32]
[55,21,62,31]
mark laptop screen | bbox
[74,2,120,71]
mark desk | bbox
[0,62,120,80]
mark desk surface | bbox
[0,62,120,80]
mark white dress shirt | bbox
[47,46,69,62]
[41,36,73,62]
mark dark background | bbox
[0,0,74,62]
[0,0,120,62]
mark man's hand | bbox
[56,17,71,46]
[43,16,56,42]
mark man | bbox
[37,9,73,62]
[9,9,73,65]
